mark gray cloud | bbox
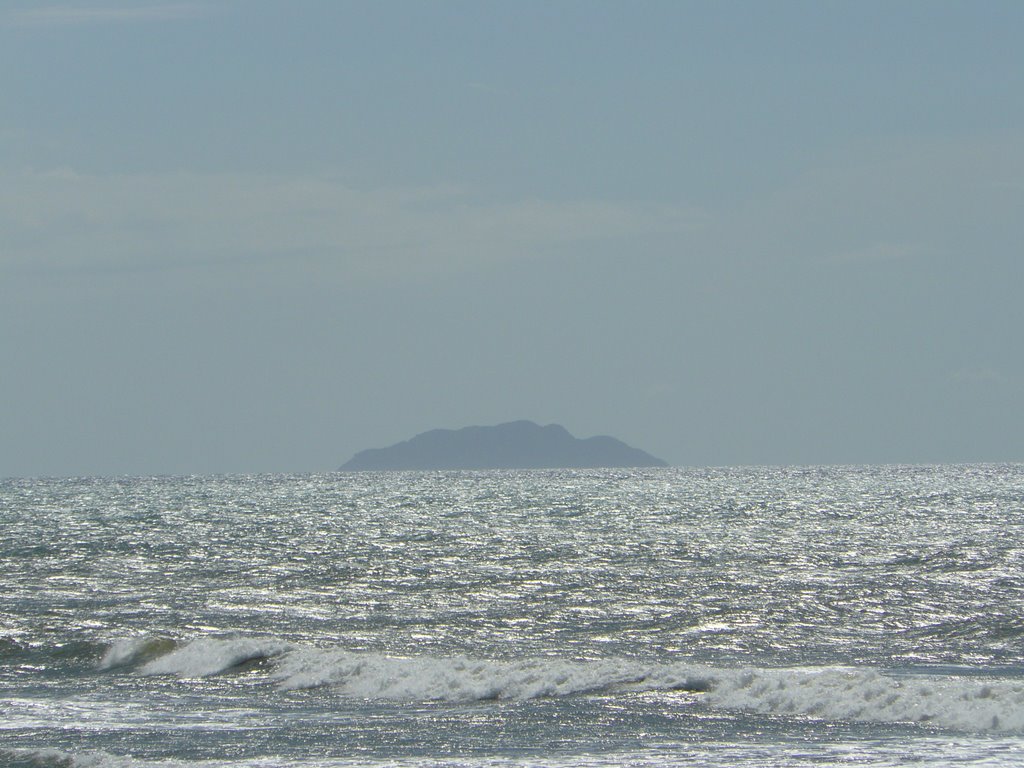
[5,3,205,26]
[0,169,706,279]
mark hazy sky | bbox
[2,1,1023,477]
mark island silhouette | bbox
[339,420,668,471]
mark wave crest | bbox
[99,635,291,677]
[92,635,1024,732]
[0,748,133,768]
[271,649,709,701]
[138,636,292,678]
[275,651,1024,731]
[708,666,1024,732]
[98,637,178,670]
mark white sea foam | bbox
[0,748,139,767]
[9,746,1024,768]
[707,666,1024,732]
[102,633,1024,733]
[271,647,1024,732]
[270,648,701,700]
[137,636,292,678]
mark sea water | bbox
[3,465,1024,766]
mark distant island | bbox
[339,420,668,471]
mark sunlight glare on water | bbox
[2,465,1024,765]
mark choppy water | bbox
[3,465,1024,766]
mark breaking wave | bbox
[94,635,1024,732]
[98,637,179,671]
[0,748,137,768]
[99,635,292,677]
[269,647,708,700]
[707,666,1024,732]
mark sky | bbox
[2,0,1023,477]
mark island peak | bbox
[339,420,667,471]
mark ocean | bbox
[3,464,1024,767]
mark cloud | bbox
[5,4,205,27]
[707,135,1024,274]
[825,241,923,266]
[467,81,505,96]
[0,169,705,280]
[950,367,1008,387]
